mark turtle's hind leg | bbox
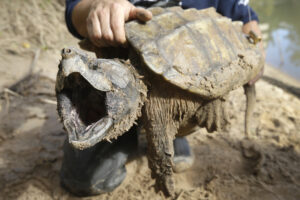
[243,84,256,138]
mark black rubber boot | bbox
[60,127,138,196]
[173,137,194,173]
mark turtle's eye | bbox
[61,48,74,59]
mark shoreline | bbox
[264,64,300,87]
[263,64,300,98]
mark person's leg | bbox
[60,127,138,196]
[173,137,194,173]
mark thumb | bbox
[129,7,152,22]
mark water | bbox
[250,0,300,80]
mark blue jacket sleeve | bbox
[216,0,259,24]
[181,0,259,24]
[65,0,84,39]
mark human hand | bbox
[74,0,152,47]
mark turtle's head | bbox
[60,47,89,75]
[56,47,113,92]
[56,47,146,150]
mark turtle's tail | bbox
[243,84,256,138]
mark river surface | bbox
[250,0,300,80]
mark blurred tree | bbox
[250,0,300,68]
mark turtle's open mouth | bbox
[57,72,113,149]
[56,49,146,149]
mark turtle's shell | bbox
[125,7,264,99]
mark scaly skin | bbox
[140,72,229,197]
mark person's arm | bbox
[66,0,152,47]
[66,0,84,39]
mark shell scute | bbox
[125,7,264,99]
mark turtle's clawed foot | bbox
[156,175,175,197]
[145,122,177,197]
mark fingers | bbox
[87,11,108,47]
[129,7,152,22]
[86,1,152,48]
[99,8,116,46]
[110,7,126,45]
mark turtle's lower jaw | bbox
[59,90,113,149]
[66,116,113,150]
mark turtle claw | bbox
[163,175,175,197]
[155,175,175,197]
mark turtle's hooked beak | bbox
[58,48,113,92]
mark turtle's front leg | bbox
[145,122,176,197]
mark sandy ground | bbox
[0,0,300,199]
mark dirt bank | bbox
[0,0,299,199]
[0,58,299,200]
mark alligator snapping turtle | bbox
[56,7,264,196]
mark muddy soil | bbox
[0,0,299,200]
